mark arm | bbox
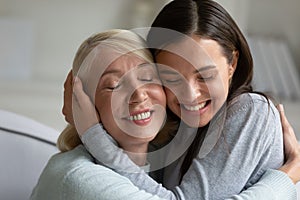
[30,146,167,200]
[65,77,298,199]
[225,170,296,200]
[82,124,297,200]
[277,104,300,184]
[61,157,167,200]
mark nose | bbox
[181,80,202,102]
[129,86,149,105]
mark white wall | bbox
[0,0,129,82]
[246,0,300,70]
[0,0,168,130]
[216,0,300,72]
[0,0,299,131]
[215,0,250,33]
[2,0,297,83]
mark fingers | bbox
[277,104,295,138]
[72,77,100,136]
[277,104,300,183]
[64,70,73,89]
[62,70,75,125]
[72,77,91,109]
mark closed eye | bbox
[107,84,120,90]
[103,81,122,91]
[198,75,214,81]
[197,71,217,82]
[138,75,153,82]
[160,76,182,85]
[164,78,181,83]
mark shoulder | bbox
[227,93,278,119]
[43,145,96,176]
[222,93,281,143]
[45,144,125,180]
[32,145,140,200]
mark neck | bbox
[121,143,149,166]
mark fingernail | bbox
[74,77,78,83]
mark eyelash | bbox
[161,78,182,85]
[105,81,121,90]
[105,76,154,91]
[107,85,120,90]
[197,75,215,82]
[162,74,215,85]
[139,77,153,82]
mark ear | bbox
[228,51,239,79]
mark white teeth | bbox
[183,102,206,111]
[128,111,151,121]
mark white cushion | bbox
[0,109,60,200]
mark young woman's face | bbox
[95,53,166,148]
[156,36,237,128]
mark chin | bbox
[183,118,211,128]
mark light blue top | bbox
[30,145,164,200]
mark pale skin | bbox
[276,104,300,184]
[156,36,237,128]
[71,52,166,166]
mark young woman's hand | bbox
[62,70,99,136]
[62,70,75,125]
[72,76,100,136]
[277,104,300,184]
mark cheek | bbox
[207,82,227,98]
[148,85,167,106]
[164,88,174,101]
[95,93,113,120]
[96,96,120,138]
[208,72,230,98]
[164,88,179,112]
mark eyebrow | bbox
[137,62,153,69]
[159,65,216,75]
[194,65,216,74]
[101,63,152,77]
[101,69,121,78]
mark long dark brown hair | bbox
[147,0,264,181]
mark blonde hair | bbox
[57,29,153,152]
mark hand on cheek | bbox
[72,76,100,136]
[62,70,74,125]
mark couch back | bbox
[0,110,60,200]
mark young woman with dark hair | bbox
[61,0,300,199]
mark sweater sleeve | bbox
[81,124,178,200]
[81,123,297,200]
[30,146,167,200]
[61,161,167,200]
[174,93,287,199]
[226,170,296,200]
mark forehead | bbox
[107,53,146,72]
[109,53,146,69]
[156,37,226,72]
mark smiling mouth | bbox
[182,100,211,111]
[127,111,152,121]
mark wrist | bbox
[122,143,148,166]
[279,157,300,184]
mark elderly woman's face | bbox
[156,36,237,128]
[95,53,166,148]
